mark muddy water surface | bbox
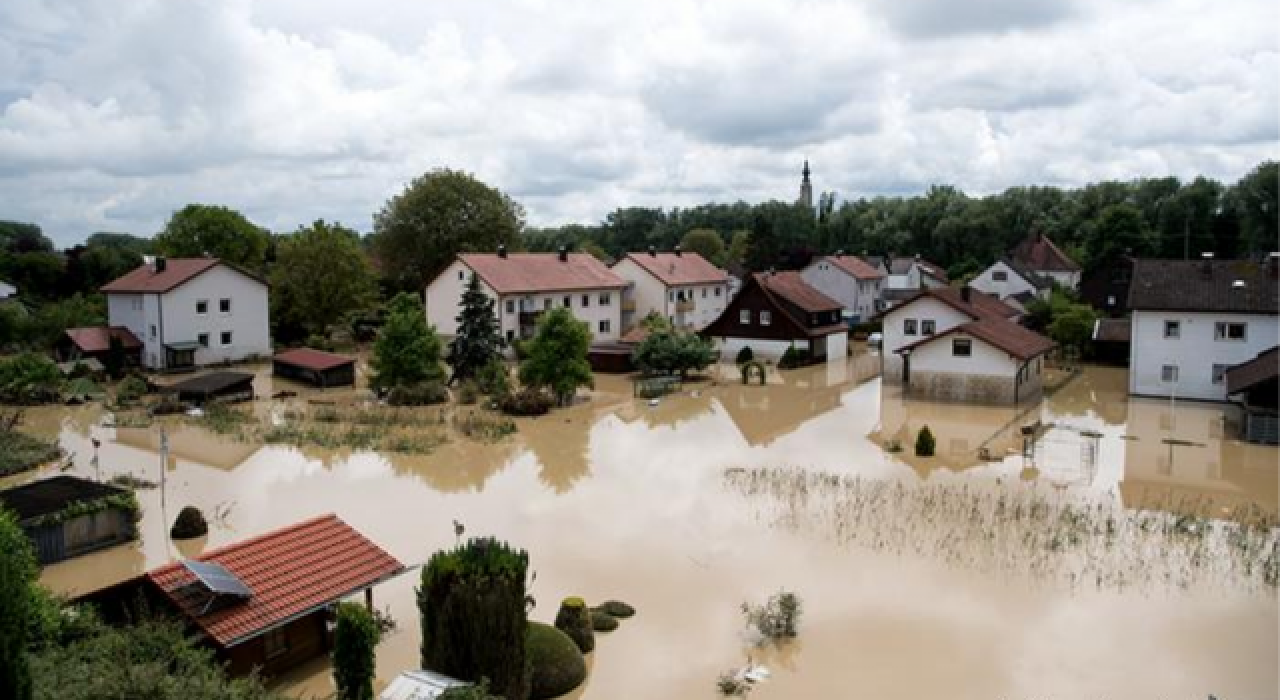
[8,353,1278,699]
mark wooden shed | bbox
[166,371,256,405]
[272,348,356,388]
[0,475,138,565]
[1226,347,1279,445]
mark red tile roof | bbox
[148,514,403,648]
[822,255,885,280]
[64,326,141,353]
[622,252,727,286]
[460,253,626,294]
[757,271,843,313]
[273,348,355,372]
[1011,233,1080,272]
[101,258,222,293]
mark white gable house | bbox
[801,254,886,324]
[611,249,730,331]
[969,259,1052,303]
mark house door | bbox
[902,355,910,384]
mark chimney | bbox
[1268,252,1279,278]
[155,256,167,273]
[648,245,656,257]
[914,253,921,261]
[961,286,971,303]
[835,249,845,257]
[558,245,568,262]
[497,244,507,259]
[674,245,682,257]
[1201,251,1214,277]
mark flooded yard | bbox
[6,349,1277,699]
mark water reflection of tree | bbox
[522,412,593,494]
[387,439,520,494]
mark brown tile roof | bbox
[822,255,885,280]
[460,253,626,294]
[1226,346,1279,395]
[1127,259,1279,314]
[64,326,141,353]
[898,317,1054,361]
[148,514,403,648]
[1092,318,1131,343]
[102,258,222,293]
[622,252,727,286]
[273,348,355,372]
[1011,233,1080,272]
[888,286,1020,322]
[757,272,843,313]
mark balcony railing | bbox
[621,299,637,312]
[675,299,695,313]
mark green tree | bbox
[631,330,715,378]
[373,169,524,292]
[1085,203,1152,271]
[371,293,445,391]
[0,508,35,700]
[915,425,936,457]
[271,220,377,340]
[0,252,65,302]
[725,230,749,268]
[447,275,504,385]
[678,229,726,266]
[1047,303,1098,357]
[0,221,53,253]
[333,603,379,700]
[23,294,105,350]
[154,204,270,271]
[1228,161,1278,255]
[517,307,592,406]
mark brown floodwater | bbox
[7,351,1278,699]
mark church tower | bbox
[798,159,813,209]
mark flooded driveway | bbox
[7,350,1277,699]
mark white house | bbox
[0,280,14,299]
[880,286,1050,403]
[1127,256,1279,401]
[969,258,1052,303]
[866,255,948,308]
[425,248,626,345]
[102,257,271,370]
[1009,232,1081,289]
[611,249,730,331]
[801,254,886,324]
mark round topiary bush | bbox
[554,597,594,653]
[593,600,635,619]
[526,621,586,700]
[590,611,619,632]
[735,346,753,365]
[170,506,208,540]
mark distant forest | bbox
[524,160,1278,279]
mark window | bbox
[952,338,972,357]
[702,288,707,298]
[506,330,515,342]
[581,294,590,307]
[1211,364,1229,384]
[669,291,676,302]
[922,320,936,335]
[196,300,208,314]
[599,320,611,333]
[543,298,552,310]
[739,309,751,325]
[219,298,231,313]
[150,324,156,339]
[458,269,464,280]
[264,628,289,660]
[563,296,571,307]
[1106,295,1116,307]
[993,270,1008,281]
[599,292,611,305]
[132,297,142,311]
[1163,321,1180,338]
[760,310,772,326]
[220,331,233,346]
[1161,365,1179,383]
[505,300,515,314]
[904,319,918,336]
[197,333,209,348]
[1215,322,1246,341]
[715,287,722,297]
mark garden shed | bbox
[272,348,356,388]
[0,475,138,564]
[165,371,256,405]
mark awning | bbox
[165,341,202,351]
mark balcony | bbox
[621,298,637,312]
[675,299,696,313]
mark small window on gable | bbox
[1164,321,1180,339]
[197,333,209,348]
[952,338,972,357]
[459,269,464,280]
[219,298,231,313]
[993,270,1008,281]
[739,309,751,325]
[760,311,772,326]
[904,319,918,336]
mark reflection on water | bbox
[10,354,1278,699]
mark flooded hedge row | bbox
[723,467,1279,594]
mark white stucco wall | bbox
[800,260,882,322]
[612,257,730,330]
[715,337,808,362]
[1129,310,1278,401]
[1042,269,1080,289]
[907,332,1044,403]
[970,261,1046,301]
[612,257,667,327]
[425,259,486,337]
[881,298,973,381]
[0,280,14,299]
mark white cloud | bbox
[0,0,1275,244]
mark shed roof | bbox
[621,251,727,286]
[273,348,355,372]
[63,326,142,354]
[1011,233,1080,272]
[0,476,129,523]
[459,253,626,294]
[148,514,404,647]
[102,258,264,294]
[1226,347,1279,395]
[1092,318,1132,343]
[1127,258,1279,314]
[165,371,256,396]
[885,286,1020,322]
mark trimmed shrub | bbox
[476,359,511,397]
[735,346,753,365]
[170,506,208,540]
[777,346,811,370]
[387,380,448,407]
[439,680,502,700]
[333,602,379,700]
[457,381,479,406]
[589,611,618,632]
[593,600,635,619]
[915,425,936,457]
[526,622,586,700]
[498,388,554,417]
[553,597,593,654]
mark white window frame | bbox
[598,320,611,333]
[759,310,772,326]
[1163,320,1180,339]
[952,338,972,357]
[739,309,751,325]
[1214,322,1246,342]
[1161,364,1179,383]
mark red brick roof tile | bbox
[460,253,626,294]
[822,255,886,280]
[622,252,727,286]
[148,514,403,648]
[1011,233,1080,272]
[64,326,141,353]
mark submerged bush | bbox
[915,425,936,457]
[589,611,618,632]
[553,597,593,654]
[742,591,802,640]
[716,671,752,697]
[170,506,208,540]
[735,346,753,365]
[593,600,635,619]
[476,359,511,397]
[115,376,149,404]
[498,388,554,417]
[387,380,448,406]
[0,353,62,405]
[457,381,479,406]
[526,622,586,700]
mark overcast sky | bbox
[1,0,1277,246]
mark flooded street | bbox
[7,350,1278,699]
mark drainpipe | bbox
[157,294,165,370]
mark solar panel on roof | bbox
[183,560,252,598]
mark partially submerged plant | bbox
[741,590,802,641]
[716,670,752,697]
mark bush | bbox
[777,346,811,370]
[0,353,62,405]
[735,346,753,365]
[589,611,618,632]
[593,600,635,619]
[742,590,802,640]
[0,427,61,476]
[305,334,336,352]
[553,597,593,654]
[457,381,479,406]
[915,425,936,457]
[476,359,510,397]
[387,380,448,406]
[170,506,208,540]
[716,671,751,697]
[115,376,149,404]
[526,622,586,700]
[498,388,554,417]
[333,602,379,700]
[439,680,502,700]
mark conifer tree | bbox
[447,274,504,384]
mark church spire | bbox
[798,159,813,209]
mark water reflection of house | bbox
[873,387,1025,474]
[1120,397,1278,513]
[114,424,261,470]
[719,380,844,448]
